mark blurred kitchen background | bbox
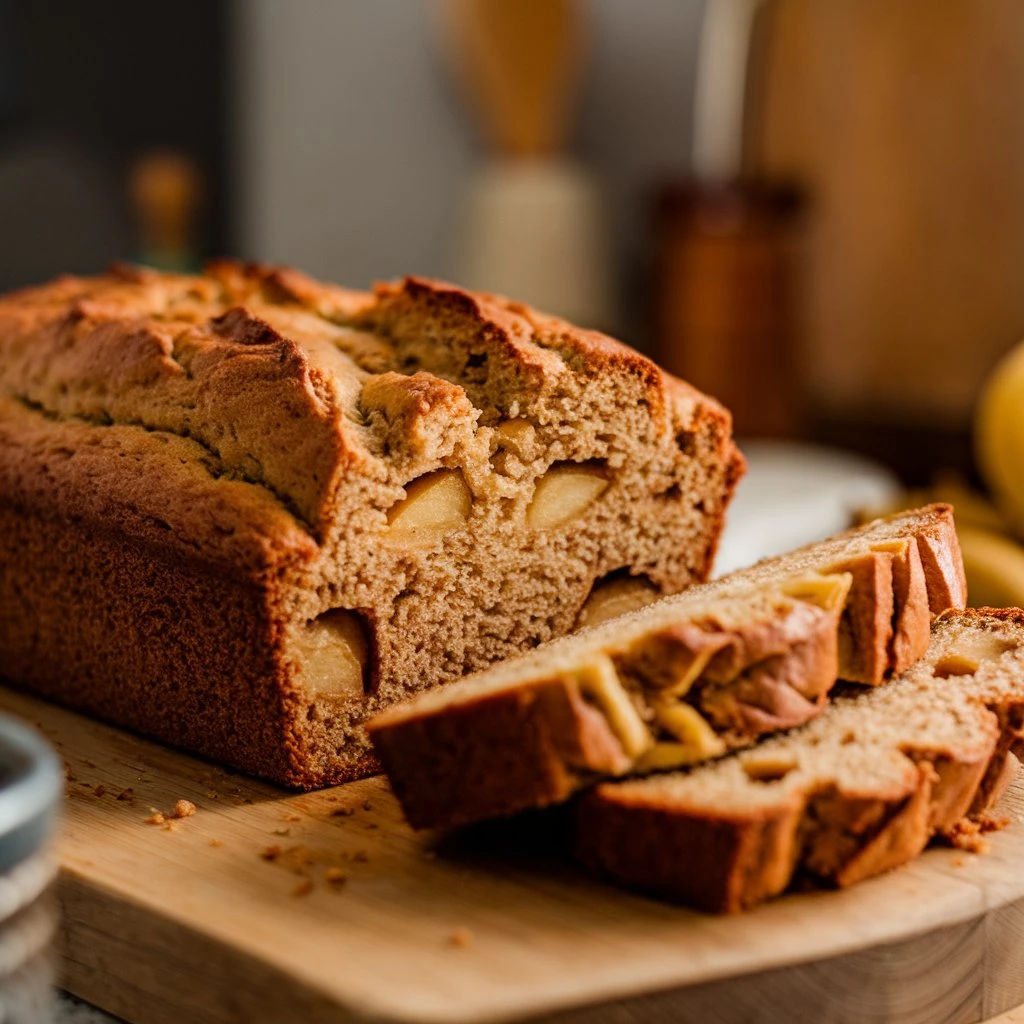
[5,0,1024,596]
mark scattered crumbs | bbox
[92,784,106,798]
[326,795,339,803]
[261,845,282,862]
[209,838,223,848]
[331,807,355,818]
[324,867,347,888]
[363,822,379,831]
[351,850,369,864]
[206,791,220,800]
[978,812,1011,834]
[161,821,179,833]
[284,813,301,823]
[272,828,291,837]
[362,800,372,812]
[449,927,473,949]
[116,788,135,803]
[292,877,314,898]
[173,799,197,819]
[952,855,966,868]
[78,781,92,788]
[283,847,316,873]
[947,818,990,854]
[64,767,76,783]
[84,760,97,769]
[144,810,166,826]
[241,797,254,806]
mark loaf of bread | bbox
[369,505,965,828]
[0,262,742,787]
[578,608,1024,913]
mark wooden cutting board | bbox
[10,685,1024,1024]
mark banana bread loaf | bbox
[578,607,1024,912]
[369,505,964,828]
[0,261,742,787]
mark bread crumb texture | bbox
[0,261,742,787]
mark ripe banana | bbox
[929,474,1009,535]
[976,341,1024,531]
[856,476,1009,536]
[956,524,1024,608]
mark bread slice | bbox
[368,505,965,828]
[578,608,1024,913]
[0,261,742,787]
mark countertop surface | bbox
[56,992,117,1023]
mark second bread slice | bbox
[578,607,1024,912]
[369,505,964,829]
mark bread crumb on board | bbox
[324,867,347,888]
[173,799,197,819]
[143,799,197,826]
[947,813,1011,854]
[449,927,473,949]
[209,838,223,848]
[292,877,314,898]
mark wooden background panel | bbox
[753,0,1024,427]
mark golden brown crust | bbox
[0,261,741,788]
[915,507,969,613]
[887,537,932,674]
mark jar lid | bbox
[0,715,61,875]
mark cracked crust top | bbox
[0,261,740,578]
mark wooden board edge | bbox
[57,872,388,1024]
[57,865,1024,1024]
[528,909,1024,1024]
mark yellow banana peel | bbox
[957,524,1024,609]
[976,341,1024,534]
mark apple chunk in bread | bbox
[386,470,472,544]
[577,576,659,629]
[293,610,370,698]
[527,462,609,530]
